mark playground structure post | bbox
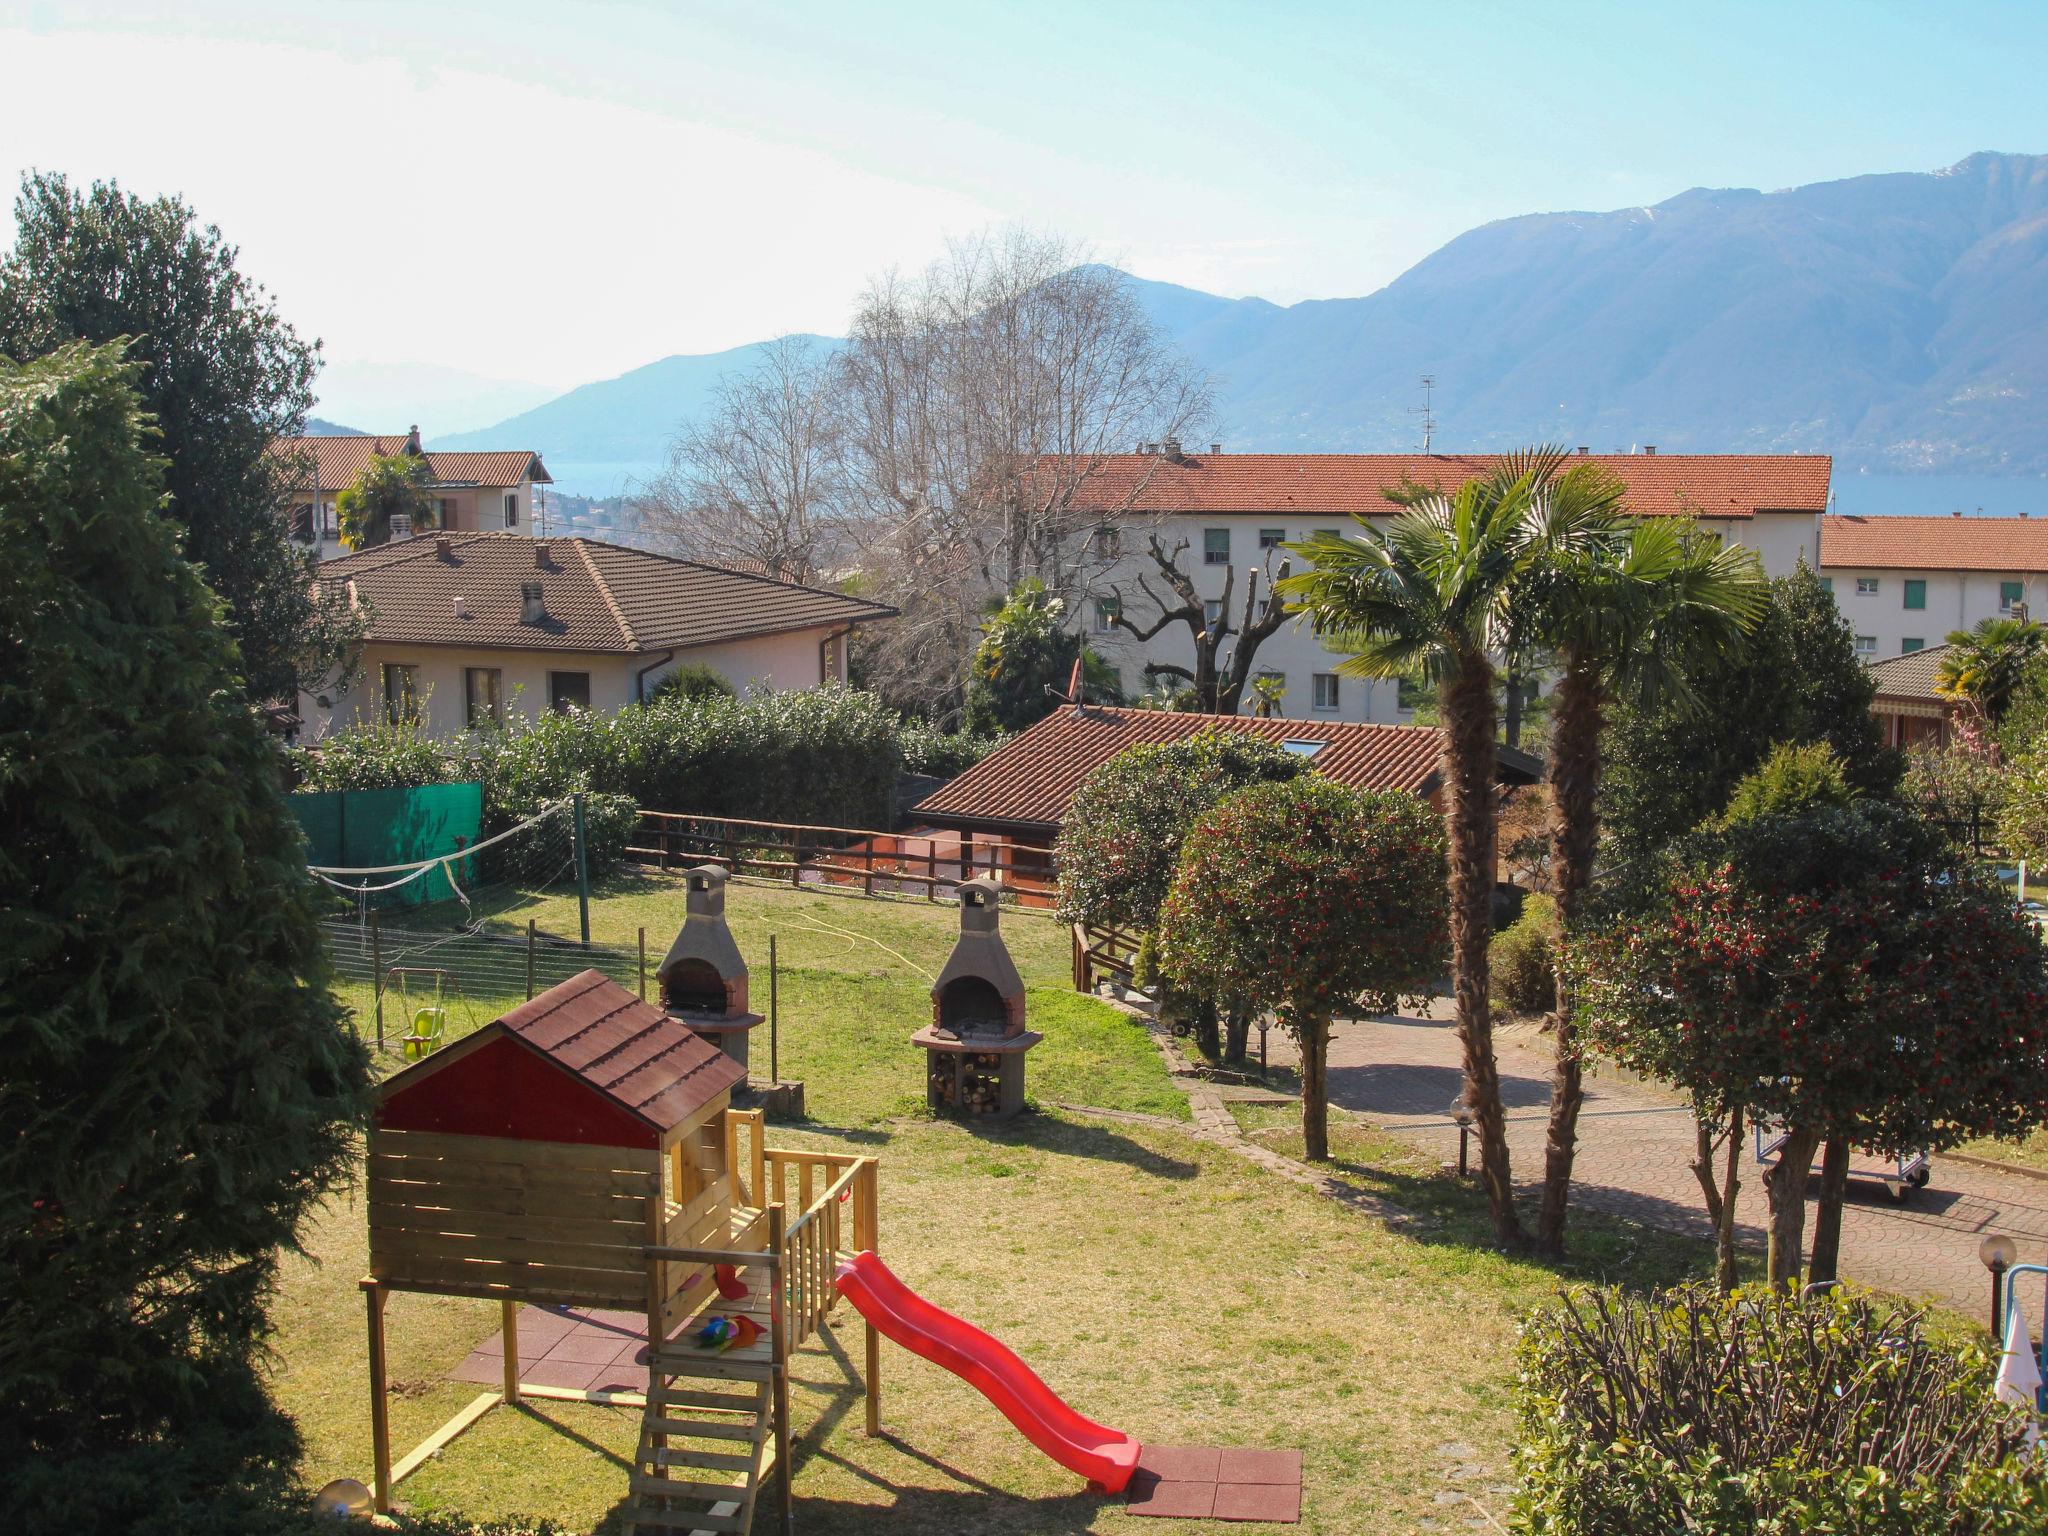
[638,925,647,1002]
[770,934,780,1084]
[370,909,384,1051]
[572,792,591,946]
[363,1280,392,1512]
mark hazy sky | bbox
[4,0,2045,426]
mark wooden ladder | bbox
[624,1355,777,1536]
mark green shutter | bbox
[1903,579,1925,610]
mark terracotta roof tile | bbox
[1821,514,2048,573]
[317,532,893,653]
[912,705,1540,834]
[271,434,551,491]
[1036,452,1830,521]
[493,970,745,1132]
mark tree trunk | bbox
[1807,1137,1853,1285]
[1193,996,1221,1059]
[1442,653,1523,1247]
[1504,664,1525,750]
[1299,1016,1329,1162]
[1688,1105,1745,1293]
[1536,657,1604,1257]
[1223,1005,1252,1065]
[1763,1124,1821,1286]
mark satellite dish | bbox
[313,1477,372,1518]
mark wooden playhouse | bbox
[362,968,880,1534]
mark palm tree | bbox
[1280,454,1562,1249]
[337,451,437,551]
[1936,616,2046,731]
[1518,495,1769,1256]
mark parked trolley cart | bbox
[1753,1120,1931,1203]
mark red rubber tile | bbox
[1214,1481,1302,1523]
[546,1331,636,1365]
[1217,1448,1304,1485]
[448,1351,501,1386]
[1124,1474,1216,1519]
[1135,1444,1222,1481]
[519,1358,603,1392]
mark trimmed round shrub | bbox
[650,661,737,703]
[1513,1284,2046,1535]
[1489,891,1557,1016]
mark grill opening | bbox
[937,976,1006,1034]
[663,958,726,1014]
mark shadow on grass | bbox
[980,1112,1201,1182]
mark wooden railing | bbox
[1073,920,1146,993]
[627,810,1060,910]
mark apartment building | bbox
[1818,513,2048,661]
[271,427,552,562]
[1057,446,1833,724]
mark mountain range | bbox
[432,152,2048,478]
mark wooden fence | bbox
[1072,920,1146,993]
[628,810,1059,910]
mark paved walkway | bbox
[1299,1007,2048,1321]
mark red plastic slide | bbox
[834,1250,1142,1493]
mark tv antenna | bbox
[1410,375,1437,452]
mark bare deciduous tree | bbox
[1107,531,1291,714]
[838,229,1211,718]
[637,336,848,584]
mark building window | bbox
[1903,579,1926,610]
[382,663,419,725]
[1854,634,1877,656]
[1202,599,1224,632]
[504,492,519,529]
[464,667,504,728]
[1902,637,1925,654]
[1094,596,1121,633]
[821,634,841,682]
[1258,527,1285,549]
[549,671,591,713]
[1397,675,1425,712]
[1203,527,1230,565]
[1819,576,1833,594]
[1093,524,1121,558]
[2003,580,2026,612]
[1312,673,1341,711]
[1855,577,1879,596]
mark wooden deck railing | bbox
[1073,920,1146,993]
[627,810,1060,910]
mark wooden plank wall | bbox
[368,1128,658,1307]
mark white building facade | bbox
[272,429,552,563]
[1817,514,2048,662]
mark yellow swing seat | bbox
[402,1005,446,1059]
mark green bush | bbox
[897,717,1004,779]
[1722,740,1856,824]
[1512,1284,2046,1536]
[1489,891,1557,1015]
[296,714,449,789]
[649,661,737,703]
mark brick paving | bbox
[1313,1006,2048,1320]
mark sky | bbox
[3,0,2046,431]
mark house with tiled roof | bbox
[910,703,1540,846]
[1819,513,2048,664]
[301,532,895,738]
[1053,445,1832,724]
[271,427,553,561]
[1862,643,1959,751]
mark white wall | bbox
[1818,567,2038,660]
[296,476,539,562]
[299,623,848,739]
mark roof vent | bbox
[1577,445,1590,456]
[452,595,469,619]
[435,534,452,561]
[520,581,546,625]
[388,513,412,540]
[1643,444,1658,456]
[1210,442,1223,456]
[534,540,549,568]
[1162,436,1184,463]
[1953,510,1963,518]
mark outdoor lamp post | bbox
[1451,1097,1475,1178]
[1981,1233,2020,1339]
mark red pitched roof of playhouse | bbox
[912,705,1541,834]
[380,969,745,1136]
[1031,452,1832,521]
[1820,514,2048,572]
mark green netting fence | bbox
[291,782,484,907]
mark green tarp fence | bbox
[292,782,484,908]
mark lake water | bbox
[542,462,2048,519]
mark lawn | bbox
[274,871,1729,1534]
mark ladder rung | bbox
[644,1447,753,1472]
[626,1502,746,1534]
[651,1385,763,1413]
[644,1413,758,1438]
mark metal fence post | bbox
[526,918,537,1000]
[370,909,384,1051]
[572,792,591,946]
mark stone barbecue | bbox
[656,865,763,1074]
[913,877,1040,1119]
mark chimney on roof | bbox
[388,513,412,541]
[1577,445,1590,456]
[435,534,452,561]
[1642,445,1657,456]
[520,581,547,625]
[403,424,422,455]
[534,539,548,568]
[452,595,468,619]
[1210,442,1223,456]
[1953,510,1963,518]
[1162,436,1184,463]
